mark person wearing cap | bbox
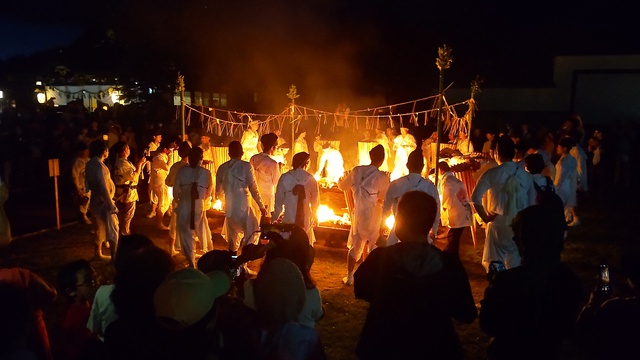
[253,257,325,359]
[216,141,267,254]
[241,121,260,162]
[390,126,416,181]
[112,141,146,236]
[250,133,281,215]
[338,145,390,286]
[85,140,119,261]
[143,131,162,218]
[293,131,309,155]
[174,147,214,267]
[149,139,173,230]
[71,141,92,224]
[382,149,441,247]
[273,152,319,245]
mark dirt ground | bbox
[1,186,637,359]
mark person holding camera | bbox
[576,249,640,359]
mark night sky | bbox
[1,0,635,109]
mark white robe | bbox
[535,149,556,180]
[250,153,280,213]
[174,165,213,266]
[166,160,191,244]
[471,161,536,271]
[150,153,170,214]
[85,157,119,245]
[570,144,588,192]
[456,137,474,154]
[391,134,417,180]
[294,138,309,155]
[554,153,578,208]
[382,173,440,245]
[438,172,472,229]
[338,165,389,256]
[241,129,260,162]
[317,148,344,184]
[216,159,264,251]
[71,157,90,214]
[273,168,319,245]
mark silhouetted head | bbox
[395,191,438,242]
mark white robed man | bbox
[316,142,344,184]
[174,146,213,268]
[241,120,260,161]
[85,140,119,261]
[144,130,162,217]
[437,161,473,260]
[216,141,267,254]
[374,127,391,172]
[165,141,193,254]
[555,136,579,226]
[250,133,281,216]
[390,126,417,180]
[199,131,216,175]
[293,131,309,155]
[455,131,474,154]
[471,135,536,272]
[71,141,92,224]
[149,139,173,230]
[382,150,440,246]
[112,141,146,236]
[273,152,319,245]
[337,145,390,286]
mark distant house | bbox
[445,55,640,126]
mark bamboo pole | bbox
[434,45,453,188]
[287,85,300,166]
[177,73,186,140]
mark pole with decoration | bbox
[177,72,186,141]
[287,84,300,166]
[434,44,453,188]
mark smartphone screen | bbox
[599,264,611,293]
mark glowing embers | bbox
[316,204,350,225]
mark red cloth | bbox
[63,302,95,360]
[0,268,54,360]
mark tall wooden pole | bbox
[287,85,300,166]
[434,45,453,188]
[177,73,186,140]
